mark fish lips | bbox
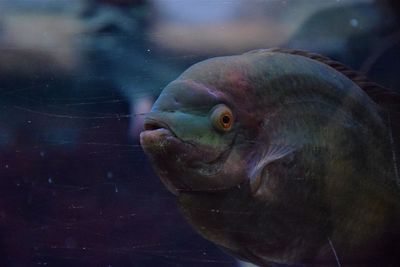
[140,118,193,159]
[140,119,232,195]
[140,123,183,195]
[140,120,204,195]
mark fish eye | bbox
[210,104,234,132]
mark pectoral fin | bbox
[249,143,299,197]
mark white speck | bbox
[146,49,151,52]
[350,18,359,28]
[5,165,8,168]
[48,177,53,184]
[114,185,119,193]
[28,120,32,124]
[107,171,113,179]
[40,151,45,157]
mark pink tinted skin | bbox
[130,96,154,139]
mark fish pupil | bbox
[222,115,230,124]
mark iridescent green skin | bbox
[140,50,400,266]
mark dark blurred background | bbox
[0,0,399,266]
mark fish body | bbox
[140,49,400,266]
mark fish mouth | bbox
[143,118,174,133]
[140,117,191,195]
[140,117,236,195]
[140,117,183,150]
[141,129,237,197]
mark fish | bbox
[140,48,400,266]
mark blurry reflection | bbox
[287,0,400,92]
[79,0,180,138]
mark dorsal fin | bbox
[246,48,400,109]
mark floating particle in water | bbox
[350,18,359,28]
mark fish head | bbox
[140,57,263,195]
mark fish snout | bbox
[140,119,177,155]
